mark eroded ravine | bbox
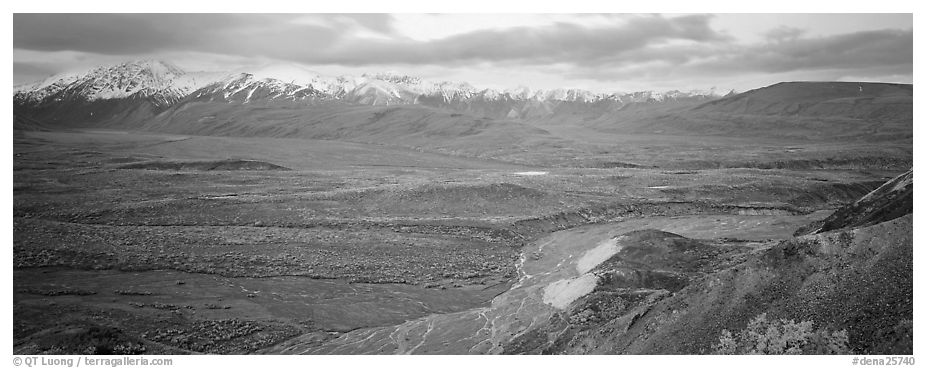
[266,211,828,354]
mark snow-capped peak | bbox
[80,60,186,99]
[14,72,83,101]
[362,71,422,86]
[506,86,534,100]
[241,63,344,95]
[13,59,216,106]
[14,59,728,111]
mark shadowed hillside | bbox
[15,96,170,129]
[138,100,562,157]
[795,169,912,235]
[13,112,53,132]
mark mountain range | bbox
[13,59,912,151]
[14,60,726,126]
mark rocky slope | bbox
[804,169,912,234]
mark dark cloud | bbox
[14,14,342,56]
[563,28,912,82]
[692,29,913,74]
[16,14,185,54]
[297,14,729,65]
[13,14,726,66]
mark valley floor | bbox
[12,129,910,354]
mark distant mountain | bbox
[186,73,331,104]
[693,81,913,120]
[13,60,728,127]
[583,81,913,141]
[14,60,912,145]
[14,60,223,106]
[13,60,225,127]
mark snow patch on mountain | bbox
[243,63,344,95]
[14,59,732,109]
[14,60,226,106]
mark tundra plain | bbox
[13,82,913,355]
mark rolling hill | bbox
[584,82,913,142]
[693,81,912,119]
[138,99,562,157]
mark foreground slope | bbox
[800,169,912,235]
[507,169,913,354]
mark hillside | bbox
[505,169,913,355]
[13,112,53,132]
[585,82,912,142]
[694,82,912,119]
[139,99,562,157]
[796,169,912,235]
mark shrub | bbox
[713,313,851,354]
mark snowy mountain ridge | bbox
[14,60,731,108]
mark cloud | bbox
[12,14,913,91]
[563,28,912,83]
[696,28,913,78]
[14,14,343,56]
[764,26,806,43]
[14,14,726,65]
[13,62,60,84]
[338,14,397,35]
[328,14,728,66]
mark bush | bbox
[713,313,851,354]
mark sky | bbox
[12,13,913,93]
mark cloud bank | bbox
[13,13,913,92]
